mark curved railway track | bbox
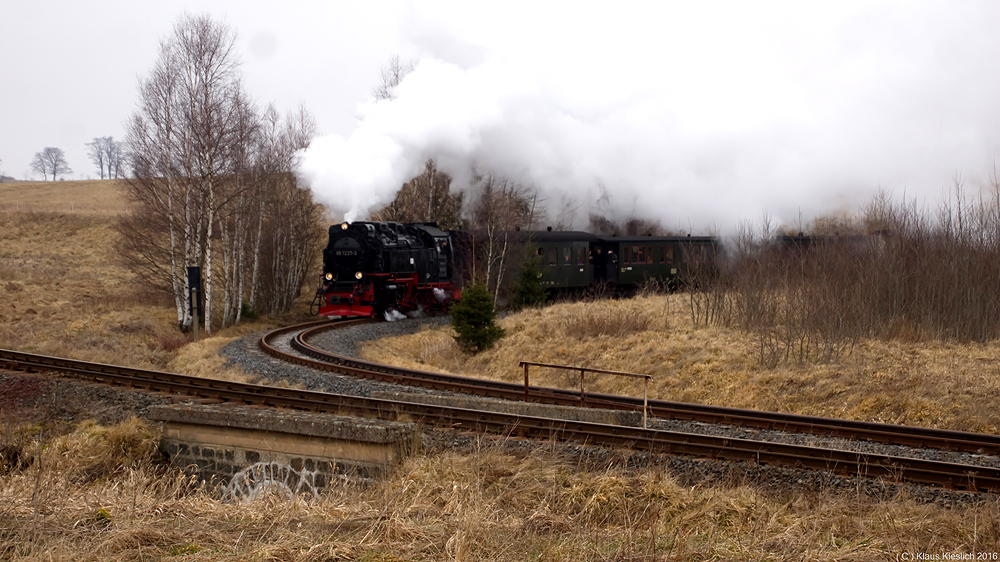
[268,319,1000,456]
[2,318,999,493]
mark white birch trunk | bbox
[204,178,215,336]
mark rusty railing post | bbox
[523,362,530,402]
[643,376,649,429]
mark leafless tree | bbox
[229,103,322,322]
[30,147,72,181]
[108,140,125,178]
[86,138,107,179]
[371,159,463,229]
[86,137,126,179]
[372,54,416,101]
[120,14,321,334]
[469,174,533,294]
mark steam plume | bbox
[297,2,1000,232]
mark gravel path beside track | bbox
[220,317,451,398]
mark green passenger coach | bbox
[600,235,717,287]
[527,230,600,289]
[520,230,718,291]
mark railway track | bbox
[270,319,1000,456]
[2,319,999,493]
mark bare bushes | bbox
[729,241,864,366]
[716,191,1000,366]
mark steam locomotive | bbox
[312,221,718,319]
[312,221,460,318]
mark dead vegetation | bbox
[0,180,316,382]
[1,419,999,561]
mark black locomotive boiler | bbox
[313,221,460,318]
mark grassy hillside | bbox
[361,296,1000,434]
[0,180,183,367]
[0,179,128,215]
[0,179,307,376]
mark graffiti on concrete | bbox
[224,461,320,501]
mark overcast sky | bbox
[5,1,1000,232]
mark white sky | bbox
[5,1,1000,231]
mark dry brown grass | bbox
[0,206,186,368]
[1,420,998,561]
[0,180,314,377]
[0,180,128,215]
[362,294,1000,434]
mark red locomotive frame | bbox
[317,272,459,318]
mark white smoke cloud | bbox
[297,1,1000,232]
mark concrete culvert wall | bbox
[147,404,417,499]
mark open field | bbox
[0,180,129,215]
[2,180,999,560]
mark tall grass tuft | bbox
[560,302,653,339]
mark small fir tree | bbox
[510,246,548,311]
[451,282,505,353]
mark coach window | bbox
[548,247,557,266]
[563,247,571,266]
[665,246,674,263]
[658,246,665,264]
[623,246,630,264]
[635,246,643,264]
[647,246,653,264]
[577,247,586,265]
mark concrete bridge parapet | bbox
[148,404,416,497]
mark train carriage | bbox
[523,230,600,290]
[602,235,718,287]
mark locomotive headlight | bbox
[324,273,333,281]
[341,222,349,230]
[355,271,363,280]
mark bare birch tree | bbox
[470,174,533,295]
[119,14,321,334]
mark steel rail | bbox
[275,320,1000,455]
[3,345,1000,492]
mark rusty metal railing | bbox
[518,361,652,428]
